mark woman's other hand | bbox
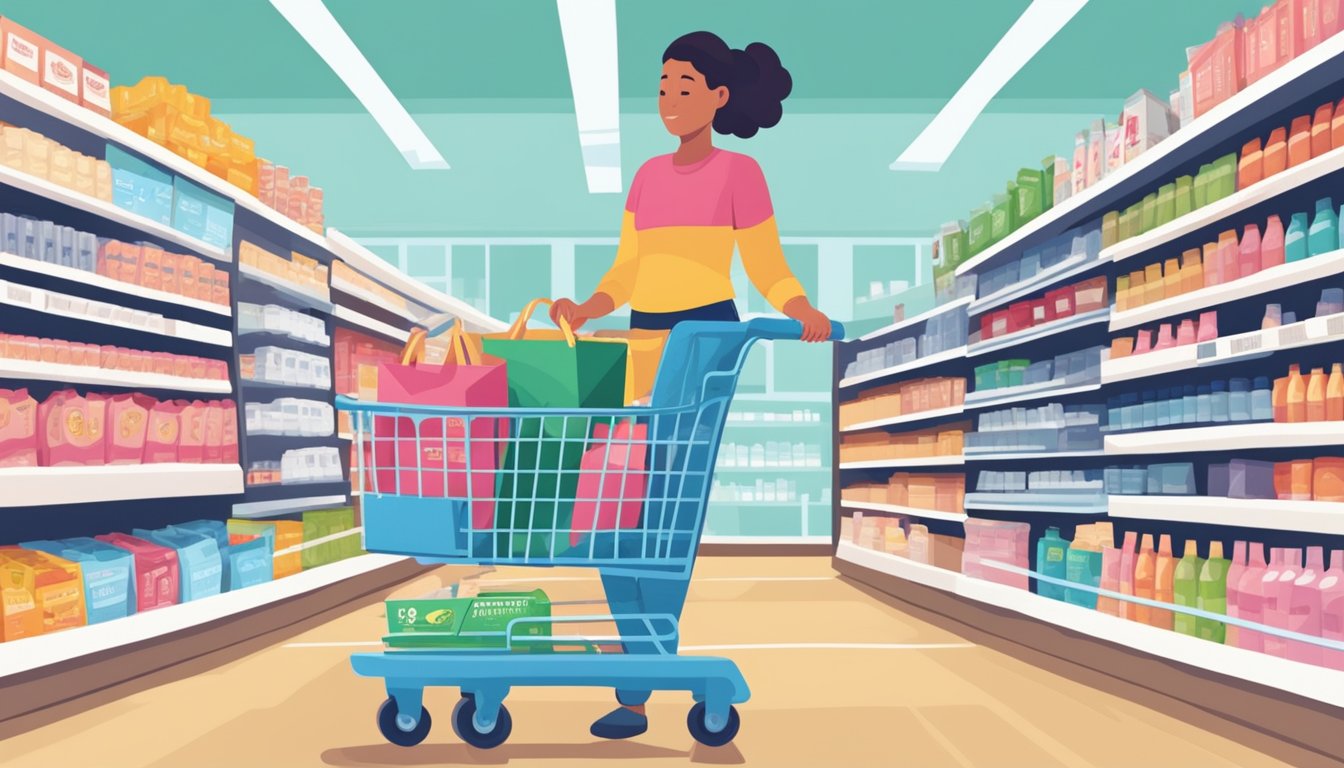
[783,297,832,342]
[549,298,588,331]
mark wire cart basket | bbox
[338,317,843,748]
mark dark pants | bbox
[629,299,740,331]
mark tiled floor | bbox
[0,557,1295,768]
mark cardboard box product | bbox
[385,590,552,650]
[1,17,42,85]
[80,61,111,117]
[172,176,235,251]
[40,39,80,104]
[105,144,174,225]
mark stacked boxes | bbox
[839,376,965,429]
[838,422,968,463]
[962,518,1031,589]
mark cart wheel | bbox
[377,697,432,747]
[687,701,740,747]
[451,696,512,749]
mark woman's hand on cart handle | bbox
[551,293,615,331]
[783,297,832,343]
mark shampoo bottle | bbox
[1288,546,1326,666]
[1153,534,1176,629]
[1308,368,1329,421]
[1036,526,1069,601]
[1327,363,1344,420]
[1119,531,1139,621]
[1239,223,1262,278]
[1173,540,1204,637]
[1197,541,1230,644]
[1288,364,1307,423]
[1225,541,1248,646]
[1285,212,1311,263]
[1311,197,1339,257]
[1259,549,1286,654]
[1218,229,1240,282]
[1134,534,1157,625]
[1322,549,1344,671]
[1238,543,1269,652]
[1099,545,1122,616]
[1261,214,1286,270]
[1267,549,1303,657]
[1273,375,1289,422]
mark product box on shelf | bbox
[227,520,302,580]
[39,38,80,104]
[172,175,234,251]
[80,61,111,117]
[105,144,174,225]
[134,526,222,602]
[38,538,134,624]
[301,507,360,569]
[0,546,87,640]
[96,532,179,612]
[0,17,42,85]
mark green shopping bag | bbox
[482,299,627,557]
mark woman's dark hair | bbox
[662,31,792,139]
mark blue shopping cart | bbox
[338,317,843,749]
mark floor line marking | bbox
[283,641,975,650]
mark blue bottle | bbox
[1036,527,1070,601]
[1309,198,1338,257]
[1285,212,1310,263]
[1229,378,1251,422]
[1141,389,1158,429]
[1182,384,1198,424]
[1210,380,1230,423]
[1251,376,1272,421]
[1156,387,1172,426]
[1197,383,1212,423]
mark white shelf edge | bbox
[232,494,350,519]
[1105,421,1344,455]
[1100,345,1200,384]
[331,304,412,343]
[964,380,1100,411]
[0,463,242,508]
[330,275,426,323]
[1104,144,1344,265]
[839,346,968,389]
[839,405,965,433]
[714,465,827,473]
[857,296,972,342]
[701,535,832,545]
[0,164,228,263]
[840,501,968,523]
[835,540,1344,709]
[966,308,1110,358]
[839,456,965,469]
[952,31,1344,278]
[963,493,1108,514]
[1,279,232,348]
[1109,248,1344,331]
[0,252,231,317]
[0,554,403,679]
[1108,495,1344,535]
[0,358,231,393]
[968,254,1109,316]
[963,449,1105,461]
[237,262,333,313]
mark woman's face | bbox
[659,58,727,137]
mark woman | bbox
[550,31,831,342]
[552,31,830,741]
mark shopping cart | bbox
[338,317,843,749]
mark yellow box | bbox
[0,547,86,638]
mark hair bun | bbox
[662,32,791,140]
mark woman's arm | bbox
[551,211,637,330]
[737,216,832,343]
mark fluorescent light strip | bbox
[270,0,448,170]
[890,0,1088,172]
[556,0,622,193]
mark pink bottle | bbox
[1239,223,1263,278]
[1261,215,1286,271]
[1176,319,1197,346]
[1218,232,1240,283]
[1288,546,1326,666]
[1266,548,1302,657]
[1226,541,1247,647]
[1323,549,1344,670]
[1154,323,1176,351]
[1238,543,1269,652]
[1133,329,1153,355]
[1119,531,1138,621]
[1197,311,1218,343]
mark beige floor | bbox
[0,557,1295,768]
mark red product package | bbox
[96,532,179,612]
[39,39,81,104]
[1046,286,1076,320]
[105,394,150,465]
[143,399,181,463]
[212,270,229,306]
[80,61,111,117]
[0,17,44,85]
[203,401,224,463]
[220,401,238,464]
[1007,302,1034,334]
[0,388,38,467]
[176,400,206,463]
[38,389,73,466]
[1190,18,1245,118]
[43,391,105,466]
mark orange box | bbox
[178,255,199,299]
[0,547,86,639]
[39,39,81,104]
[0,17,43,85]
[197,262,216,304]
[139,244,163,290]
[212,269,229,306]
[159,251,180,295]
[80,61,111,117]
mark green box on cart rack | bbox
[384,589,552,651]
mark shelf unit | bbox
[839,405,964,433]
[838,346,967,389]
[966,308,1110,357]
[1104,421,1344,454]
[0,464,243,508]
[0,252,231,317]
[1,279,232,347]
[1108,495,1344,535]
[0,359,232,393]
[841,501,968,523]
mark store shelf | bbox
[232,493,349,519]
[963,449,1106,461]
[330,275,426,323]
[236,330,331,351]
[733,392,833,403]
[0,463,242,508]
[0,252,231,317]
[835,541,1344,709]
[1,280,232,347]
[1109,495,1344,535]
[857,296,972,342]
[1109,248,1344,331]
[0,164,228,263]
[1100,345,1201,384]
[1105,421,1344,455]
[701,535,832,545]
[332,304,411,343]
[0,553,402,679]
[838,346,967,389]
[238,263,334,313]
[967,308,1109,358]
[715,465,826,474]
[727,419,828,429]
[0,358,231,393]
[241,377,331,393]
[953,30,1344,278]
[967,254,1109,317]
[841,501,968,523]
[963,380,1100,410]
[839,456,964,469]
[1104,144,1344,265]
[840,405,965,433]
[963,492,1108,514]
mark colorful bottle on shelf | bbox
[1239,223,1262,278]
[1309,197,1339,257]
[1173,540,1204,637]
[1328,363,1344,421]
[1197,541,1230,644]
[1098,545,1122,616]
[1217,230,1240,283]
[1260,549,1286,655]
[1252,377,1273,421]
[1323,549,1344,670]
[1134,534,1157,625]
[1225,541,1247,647]
[1036,527,1069,601]
[1288,546,1327,666]
[1119,531,1138,621]
[1273,374,1289,422]
[1210,380,1229,423]
[1285,213,1310,263]
[1065,525,1104,609]
[1261,214,1286,270]
[1238,543,1269,652]
[1287,364,1307,423]
[1203,242,1222,287]
[1152,534,1175,630]
[1308,368,1328,422]
[1267,549,1303,657]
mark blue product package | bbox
[173,176,235,250]
[19,217,37,259]
[39,219,56,263]
[77,231,96,272]
[56,537,136,623]
[228,537,273,590]
[105,144,174,225]
[59,225,75,268]
[1,212,17,255]
[172,520,232,591]
[135,527,222,602]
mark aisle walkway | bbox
[0,557,1291,768]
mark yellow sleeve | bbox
[594,211,638,309]
[737,216,805,312]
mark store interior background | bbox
[1,0,1269,541]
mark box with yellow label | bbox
[0,547,86,639]
[384,589,552,651]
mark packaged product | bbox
[1188,18,1245,118]
[384,589,552,650]
[105,394,149,464]
[39,39,81,104]
[0,387,37,467]
[0,547,86,638]
[221,400,238,463]
[134,527,222,602]
[203,400,224,463]
[143,399,181,463]
[176,399,206,463]
[80,62,111,117]
[96,532,179,612]
[0,17,43,85]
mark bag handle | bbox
[507,298,576,347]
[399,328,429,365]
[446,319,487,365]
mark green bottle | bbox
[1196,541,1230,643]
[1173,540,1204,636]
[1036,527,1069,601]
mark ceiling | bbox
[5,0,1266,106]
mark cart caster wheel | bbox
[451,696,512,749]
[687,702,740,747]
[377,697,432,747]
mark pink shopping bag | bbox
[570,420,647,545]
[373,321,507,529]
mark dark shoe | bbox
[590,706,649,739]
